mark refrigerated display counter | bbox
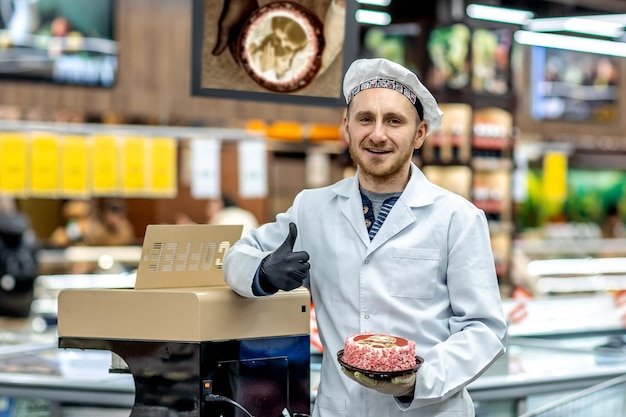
[1,295,625,416]
[0,326,623,417]
[470,333,626,416]
[0,328,133,416]
[469,293,626,416]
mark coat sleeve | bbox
[402,210,508,410]
[223,193,304,298]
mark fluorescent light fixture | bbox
[466,4,534,25]
[526,16,624,38]
[580,14,626,24]
[528,257,626,276]
[355,9,391,26]
[515,30,626,57]
[357,0,392,6]
[564,18,623,37]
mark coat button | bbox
[364,314,369,319]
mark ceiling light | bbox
[355,9,392,26]
[514,30,626,57]
[526,16,624,38]
[357,0,392,6]
[466,4,534,25]
[554,13,626,25]
[564,18,623,37]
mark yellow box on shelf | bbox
[121,136,147,196]
[150,137,177,197]
[0,132,28,195]
[92,134,120,195]
[30,132,60,197]
[60,134,90,197]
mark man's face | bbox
[343,88,427,189]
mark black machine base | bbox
[58,335,310,417]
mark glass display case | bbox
[0,325,133,416]
[0,296,625,417]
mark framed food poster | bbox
[191,0,358,107]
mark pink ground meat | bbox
[342,334,416,372]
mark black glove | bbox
[258,222,310,293]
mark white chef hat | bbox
[343,58,443,135]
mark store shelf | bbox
[516,238,626,257]
[536,275,626,294]
[471,157,514,171]
[265,139,346,155]
[38,246,142,267]
[513,237,626,296]
[0,120,263,142]
[0,296,624,417]
[0,346,134,408]
[502,293,624,338]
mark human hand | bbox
[212,0,259,56]
[341,367,416,397]
[258,222,310,293]
[259,41,276,73]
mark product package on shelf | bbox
[472,107,512,159]
[423,103,473,165]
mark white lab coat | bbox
[224,163,508,417]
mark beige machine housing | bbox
[57,224,310,342]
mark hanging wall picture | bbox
[191,0,358,107]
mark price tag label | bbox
[122,136,146,195]
[150,137,177,196]
[190,138,221,199]
[61,135,90,197]
[0,132,28,194]
[30,133,59,196]
[92,134,119,194]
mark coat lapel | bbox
[367,164,435,255]
[332,176,370,247]
[331,164,436,253]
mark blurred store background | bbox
[1,0,626,416]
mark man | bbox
[175,194,259,236]
[224,58,507,416]
[85,199,135,246]
[206,194,259,236]
[0,197,39,318]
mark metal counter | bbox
[0,294,625,416]
[1,336,625,416]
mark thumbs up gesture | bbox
[258,222,310,293]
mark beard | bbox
[347,134,414,182]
